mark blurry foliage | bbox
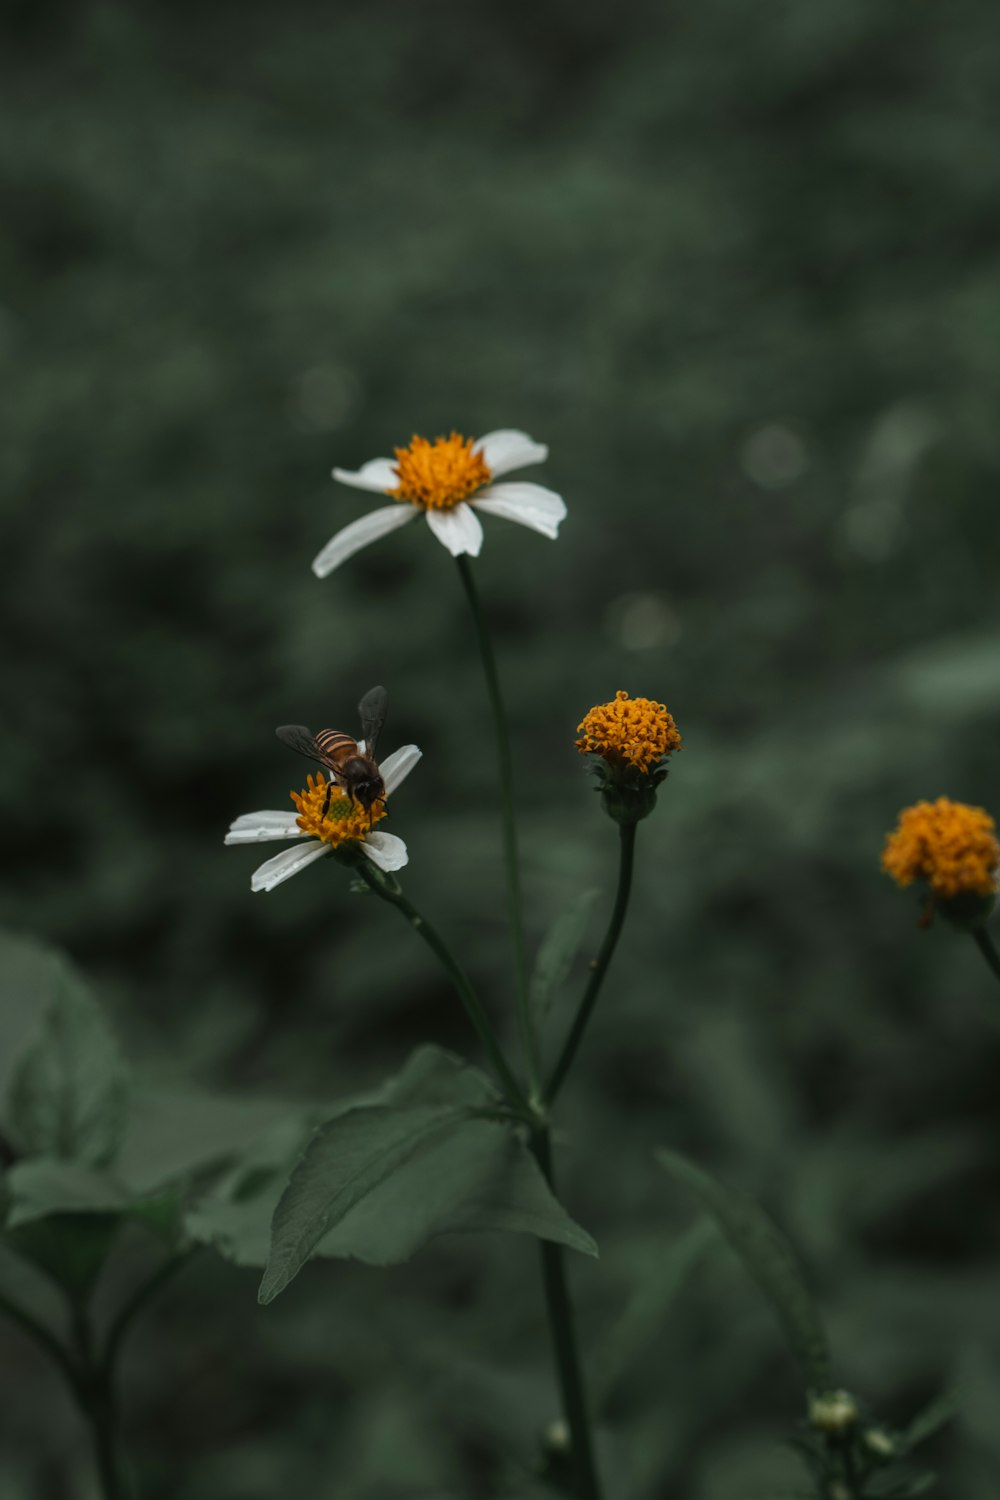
[2,0,1000,1494]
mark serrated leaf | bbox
[657,1148,831,1391]
[259,1105,596,1300]
[900,1389,960,1451]
[4,942,128,1168]
[260,1103,475,1301]
[592,1218,714,1411]
[187,1050,492,1270]
[317,1119,597,1265]
[529,890,599,1028]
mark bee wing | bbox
[357,685,388,762]
[275,725,328,765]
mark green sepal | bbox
[937,890,996,931]
[586,756,669,825]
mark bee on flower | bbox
[576,690,682,824]
[312,429,566,576]
[225,742,421,892]
[881,796,999,929]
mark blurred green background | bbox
[4,0,1000,1494]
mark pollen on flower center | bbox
[576,690,682,775]
[290,773,387,848]
[389,432,491,511]
[881,796,1000,899]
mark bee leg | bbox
[321,779,333,818]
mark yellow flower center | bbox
[575,690,682,775]
[881,797,1000,898]
[389,432,491,510]
[290,773,387,848]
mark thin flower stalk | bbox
[455,554,541,1098]
[352,855,530,1118]
[0,1250,192,1500]
[0,1292,83,1400]
[546,822,637,1106]
[972,927,1000,989]
[548,690,682,1103]
[532,1129,604,1500]
[71,1306,128,1500]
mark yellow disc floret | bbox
[291,773,387,849]
[576,690,682,774]
[389,432,492,510]
[881,797,1000,899]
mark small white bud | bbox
[809,1389,859,1435]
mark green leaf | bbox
[116,1086,302,1194]
[365,1043,501,1110]
[2,1158,185,1292]
[259,1104,596,1300]
[0,932,60,1104]
[183,1116,316,1266]
[189,1049,502,1272]
[3,940,128,1168]
[591,1218,714,1411]
[866,1474,937,1499]
[258,1104,476,1300]
[657,1148,831,1391]
[4,1159,129,1226]
[6,1213,121,1301]
[900,1389,960,1451]
[529,890,599,1028]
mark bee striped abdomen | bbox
[315,730,356,762]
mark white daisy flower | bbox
[312,429,566,577]
[225,743,422,892]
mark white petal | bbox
[250,841,330,893]
[379,743,422,796]
[311,504,417,578]
[424,502,484,557]
[225,811,308,846]
[472,482,567,539]
[361,831,409,872]
[474,430,548,477]
[331,457,398,493]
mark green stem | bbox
[100,1252,192,1379]
[972,927,1000,988]
[356,860,529,1115]
[532,1130,603,1500]
[546,823,637,1105]
[72,1306,129,1500]
[0,1291,83,1397]
[455,555,540,1097]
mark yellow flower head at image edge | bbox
[881,797,1000,900]
[224,743,421,892]
[312,429,566,576]
[576,690,682,775]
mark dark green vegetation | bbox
[3,0,1000,1494]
